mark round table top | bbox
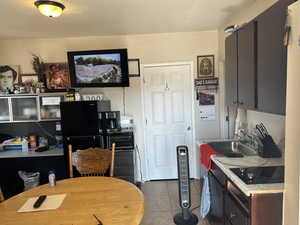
[0,177,144,225]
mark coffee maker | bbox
[99,111,121,132]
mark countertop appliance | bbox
[60,101,99,137]
[60,101,102,153]
[99,111,121,132]
[230,166,284,185]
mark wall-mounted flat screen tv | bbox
[67,49,129,88]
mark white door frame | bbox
[140,61,196,181]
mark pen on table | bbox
[93,214,103,225]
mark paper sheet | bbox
[42,97,61,106]
[199,105,216,121]
[18,194,66,213]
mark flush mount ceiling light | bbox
[34,0,65,18]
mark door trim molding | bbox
[140,61,196,181]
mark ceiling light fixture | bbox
[34,0,65,18]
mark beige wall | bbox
[218,0,298,224]
[284,2,300,225]
[0,30,220,180]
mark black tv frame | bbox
[67,49,129,88]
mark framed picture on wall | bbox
[20,74,38,83]
[0,65,20,92]
[44,63,70,92]
[197,55,215,77]
[128,58,140,77]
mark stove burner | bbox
[230,166,284,185]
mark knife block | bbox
[258,135,282,158]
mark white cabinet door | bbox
[0,98,10,122]
[11,97,39,121]
[144,64,193,180]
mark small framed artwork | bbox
[0,65,20,91]
[20,74,38,83]
[197,55,215,77]
[128,58,140,77]
[44,63,70,92]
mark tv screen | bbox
[67,49,129,88]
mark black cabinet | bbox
[108,131,135,184]
[225,32,238,107]
[225,1,290,115]
[256,1,288,115]
[0,156,67,199]
[208,171,225,225]
[114,150,134,183]
[237,21,256,110]
[225,21,256,109]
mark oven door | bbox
[208,170,225,225]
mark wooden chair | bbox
[0,187,4,202]
[68,143,116,178]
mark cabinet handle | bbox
[230,212,237,219]
[239,101,244,105]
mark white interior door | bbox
[143,63,193,180]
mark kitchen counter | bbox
[0,147,64,159]
[211,154,284,196]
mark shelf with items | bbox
[0,93,66,123]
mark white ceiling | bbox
[0,0,255,39]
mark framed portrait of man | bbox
[0,65,20,92]
[197,55,215,77]
[44,63,70,92]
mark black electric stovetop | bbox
[230,166,284,185]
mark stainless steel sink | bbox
[207,141,257,156]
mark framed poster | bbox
[128,58,140,77]
[0,65,20,91]
[44,63,70,92]
[197,55,215,77]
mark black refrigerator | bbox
[60,101,103,176]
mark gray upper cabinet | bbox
[237,21,256,110]
[225,21,256,109]
[256,1,287,115]
[225,32,238,108]
[225,1,289,115]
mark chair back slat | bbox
[0,187,4,202]
[68,144,116,178]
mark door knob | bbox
[187,126,191,131]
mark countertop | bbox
[0,147,64,159]
[211,154,284,196]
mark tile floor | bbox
[140,179,210,225]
